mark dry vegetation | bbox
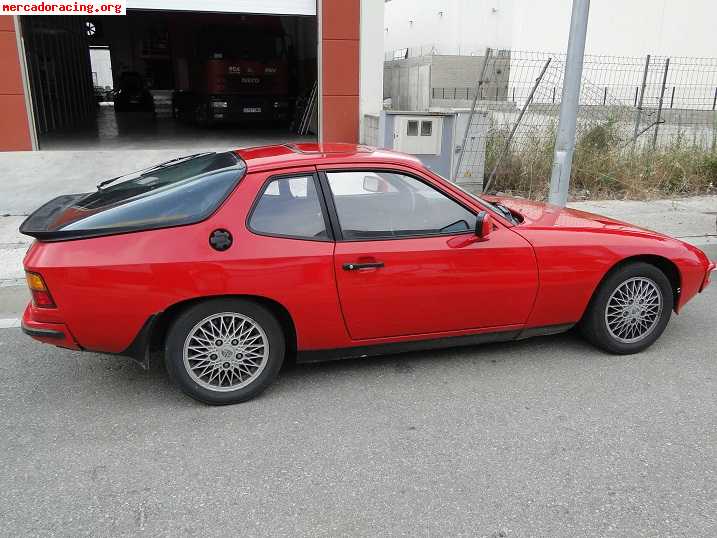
[485,120,717,200]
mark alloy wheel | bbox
[182,312,269,392]
[605,276,663,344]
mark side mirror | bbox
[475,211,493,239]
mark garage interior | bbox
[20,11,318,151]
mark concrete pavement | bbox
[0,285,715,536]
[0,181,715,535]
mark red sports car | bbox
[20,144,715,404]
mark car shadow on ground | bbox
[2,325,645,407]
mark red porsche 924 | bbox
[19,144,715,404]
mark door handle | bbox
[343,262,384,271]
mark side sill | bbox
[297,329,522,364]
[516,323,575,340]
[296,323,576,364]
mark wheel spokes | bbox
[182,312,270,392]
[605,277,663,344]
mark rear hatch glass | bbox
[20,152,246,241]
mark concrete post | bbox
[548,0,590,207]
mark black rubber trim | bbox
[516,323,574,340]
[296,323,575,363]
[316,171,344,241]
[296,329,522,363]
[116,314,159,370]
[21,324,64,340]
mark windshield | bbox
[441,178,497,210]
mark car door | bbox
[319,166,539,340]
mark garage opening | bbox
[20,10,318,151]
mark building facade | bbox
[385,0,717,58]
[0,0,384,151]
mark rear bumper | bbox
[21,303,81,350]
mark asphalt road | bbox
[0,286,715,537]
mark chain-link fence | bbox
[450,50,717,199]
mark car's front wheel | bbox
[165,298,285,404]
[580,262,674,354]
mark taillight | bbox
[25,271,56,308]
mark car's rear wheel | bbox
[580,262,673,354]
[165,298,285,404]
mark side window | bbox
[325,171,476,240]
[249,175,328,240]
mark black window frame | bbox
[317,168,479,242]
[246,171,336,242]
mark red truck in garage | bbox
[172,16,292,126]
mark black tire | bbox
[580,262,673,354]
[164,298,285,405]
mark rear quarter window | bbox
[49,152,245,236]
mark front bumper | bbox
[701,261,716,292]
[21,303,81,350]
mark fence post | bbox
[634,86,638,107]
[603,87,607,105]
[713,87,717,111]
[632,54,651,145]
[552,87,556,103]
[670,86,675,109]
[512,87,515,102]
[652,57,670,150]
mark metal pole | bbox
[484,58,552,193]
[548,0,591,207]
[652,57,670,150]
[453,48,492,181]
[633,54,651,144]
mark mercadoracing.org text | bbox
[2,1,125,14]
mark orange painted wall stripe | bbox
[0,17,32,151]
[321,0,360,143]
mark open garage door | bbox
[21,6,318,151]
[128,0,316,15]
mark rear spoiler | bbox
[19,194,89,241]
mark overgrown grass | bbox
[485,120,717,200]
